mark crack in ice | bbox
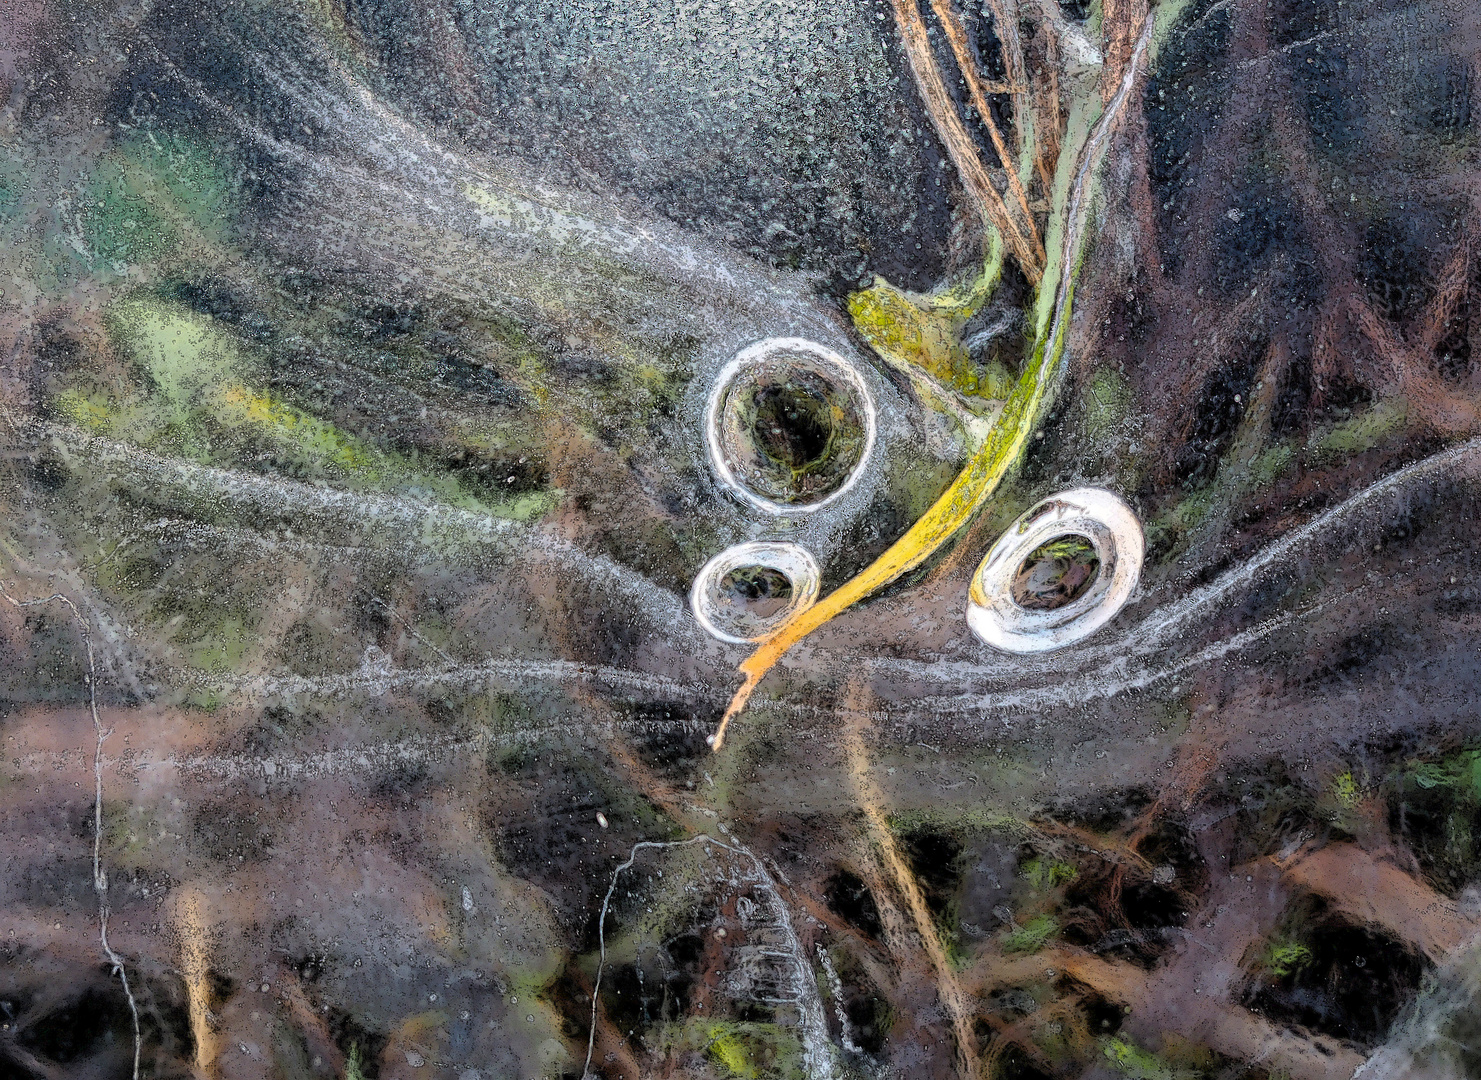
[0,588,142,1080]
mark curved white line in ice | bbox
[582,834,836,1080]
[868,435,1481,713]
[18,417,702,639]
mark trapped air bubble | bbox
[967,487,1144,654]
[690,541,822,644]
[704,338,876,514]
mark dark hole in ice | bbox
[845,992,891,1055]
[719,360,868,505]
[717,565,794,620]
[1011,535,1101,611]
[17,988,132,1065]
[1078,989,1126,1034]
[901,831,965,921]
[751,383,833,471]
[1241,900,1427,1047]
[824,868,883,939]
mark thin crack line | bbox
[815,944,859,1055]
[369,595,456,665]
[1,587,141,1080]
[581,834,834,1080]
[582,836,718,1079]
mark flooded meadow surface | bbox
[1,0,1481,1076]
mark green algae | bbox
[1101,1035,1178,1080]
[108,298,248,417]
[1149,392,1411,561]
[92,296,559,522]
[1331,770,1363,810]
[1097,1032,1262,1080]
[1003,913,1060,954]
[1261,938,1315,979]
[81,133,239,268]
[658,1020,806,1080]
[847,228,1011,434]
[1401,751,1481,799]
[186,613,253,672]
[1082,366,1133,445]
[343,1042,367,1080]
[82,160,178,267]
[1022,857,1079,890]
[1388,747,1481,893]
[1248,443,1295,489]
[53,389,116,435]
[219,386,382,473]
[1144,485,1218,561]
[1311,397,1409,457]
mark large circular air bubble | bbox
[690,541,822,644]
[967,487,1144,654]
[705,338,877,514]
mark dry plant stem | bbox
[980,998,1085,1075]
[1100,0,1148,103]
[1029,4,1064,189]
[279,967,347,1075]
[1031,110,1058,195]
[1347,294,1481,433]
[929,0,1044,261]
[1258,56,1479,437]
[1416,229,1475,353]
[178,889,216,1076]
[983,0,1026,88]
[0,588,142,1080]
[841,684,981,1080]
[978,76,1032,95]
[890,0,1045,283]
[980,0,1028,145]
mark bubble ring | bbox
[967,487,1144,654]
[704,338,877,514]
[690,541,822,644]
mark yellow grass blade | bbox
[708,292,1070,749]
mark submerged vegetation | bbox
[2,0,1480,1076]
[711,2,1160,747]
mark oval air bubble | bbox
[967,487,1144,654]
[690,541,822,644]
[705,338,876,514]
